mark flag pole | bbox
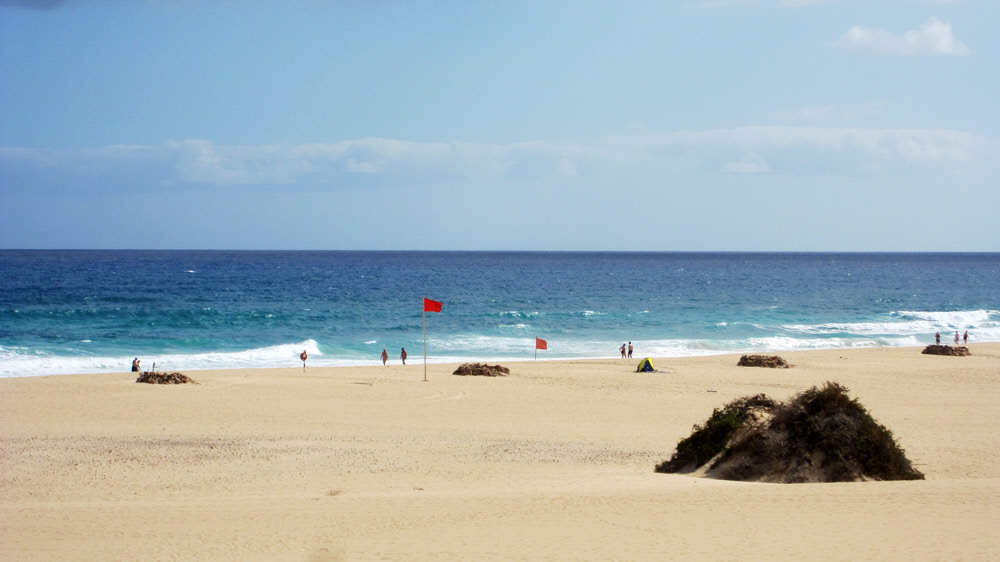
[423,298,428,382]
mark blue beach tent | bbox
[636,358,655,372]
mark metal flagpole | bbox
[423,300,428,382]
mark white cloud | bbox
[629,126,994,160]
[609,126,999,176]
[833,17,971,55]
[157,138,599,186]
[2,126,996,192]
[558,158,579,177]
[722,153,771,173]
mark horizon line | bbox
[2,249,997,254]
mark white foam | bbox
[894,309,998,326]
[784,320,936,336]
[428,334,543,355]
[784,309,1000,337]
[0,340,325,378]
[635,334,925,357]
[499,310,539,318]
[4,310,999,378]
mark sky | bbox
[1,0,997,251]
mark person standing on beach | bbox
[131,358,140,372]
[964,331,969,344]
[401,348,407,365]
[620,344,626,358]
[935,332,940,344]
[381,349,389,366]
[627,342,633,358]
[955,331,960,345]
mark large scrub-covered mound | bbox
[655,382,924,483]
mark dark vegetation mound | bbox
[655,382,924,483]
[737,354,790,368]
[656,394,777,472]
[922,345,970,356]
[136,371,198,384]
[453,363,510,377]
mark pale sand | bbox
[2,345,999,560]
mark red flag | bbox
[423,298,443,313]
[535,337,547,350]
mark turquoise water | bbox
[1,251,997,377]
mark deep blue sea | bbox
[1,251,997,377]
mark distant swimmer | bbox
[401,347,407,365]
[131,358,140,372]
[628,342,633,359]
[381,348,389,366]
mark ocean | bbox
[1,250,997,378]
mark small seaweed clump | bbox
[655,382,924,483]
[921,345,970,356]
[453,363,510,377]
[136,371,198,385]
[737,354,790,368]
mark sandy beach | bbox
[2,344,998,560]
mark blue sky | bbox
[1,1,997,251]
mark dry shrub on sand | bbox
[921,345,971,356]
[655,382,923,483]
[452,363,510,377]
[135,371,198,385]
[737,354,790,368]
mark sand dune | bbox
[2,345,999,560]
